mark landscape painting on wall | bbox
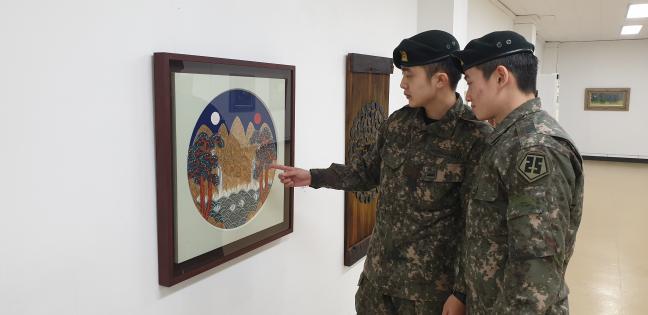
[154,53,294,286]
[585,88,630,111]
[187,89,278,229]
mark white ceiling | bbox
[497,0,648,41]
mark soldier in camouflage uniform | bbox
[271,30,492,315]
[454,31,584,314]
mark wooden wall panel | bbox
[344,53,393,266]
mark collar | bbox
[413,93,466,139]
[486,98,542,144]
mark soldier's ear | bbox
[436,72,449,88]
[495,65,509,87]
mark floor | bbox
[566,160,648,315]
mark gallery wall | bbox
[535,33,546,68]
[542,39,648,158]
[467,0,514,40]
[0,1,416,314]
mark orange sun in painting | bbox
[254,112,262,125]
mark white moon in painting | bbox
[210,112,221,125]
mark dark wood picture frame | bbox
[344,53,393,266]
[584,88,630,111]
[154,53,295,286]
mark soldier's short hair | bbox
[423,58,462,91]
[475,53,538,94]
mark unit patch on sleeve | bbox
[517,152,549,183]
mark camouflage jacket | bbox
[462,98,584,314]
[310,95,492,302]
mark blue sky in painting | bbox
[189,89,277,145]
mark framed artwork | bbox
[154,53,294,286]
[584,88,630,111]
[343,53,392,266]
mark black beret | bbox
[456,31,534,71]
[393,30,460,69]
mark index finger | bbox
[269,164,293,171]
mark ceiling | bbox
[497,0,648,41]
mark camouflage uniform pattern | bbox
[310,95,492,308]
[462,98,584,314]
[355,274,443,315]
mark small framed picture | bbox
[584,88,630,111]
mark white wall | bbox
[535,33,546,67]
[0,1,416,314]
[467,0,514,40]
[542,42,560,74]
[542,40,648,157]
[418,0,456,34]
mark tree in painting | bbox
[188,131,225,218]
[251,126,277,192]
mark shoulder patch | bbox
[517,152,550,183]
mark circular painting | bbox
[187,89,277,229]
